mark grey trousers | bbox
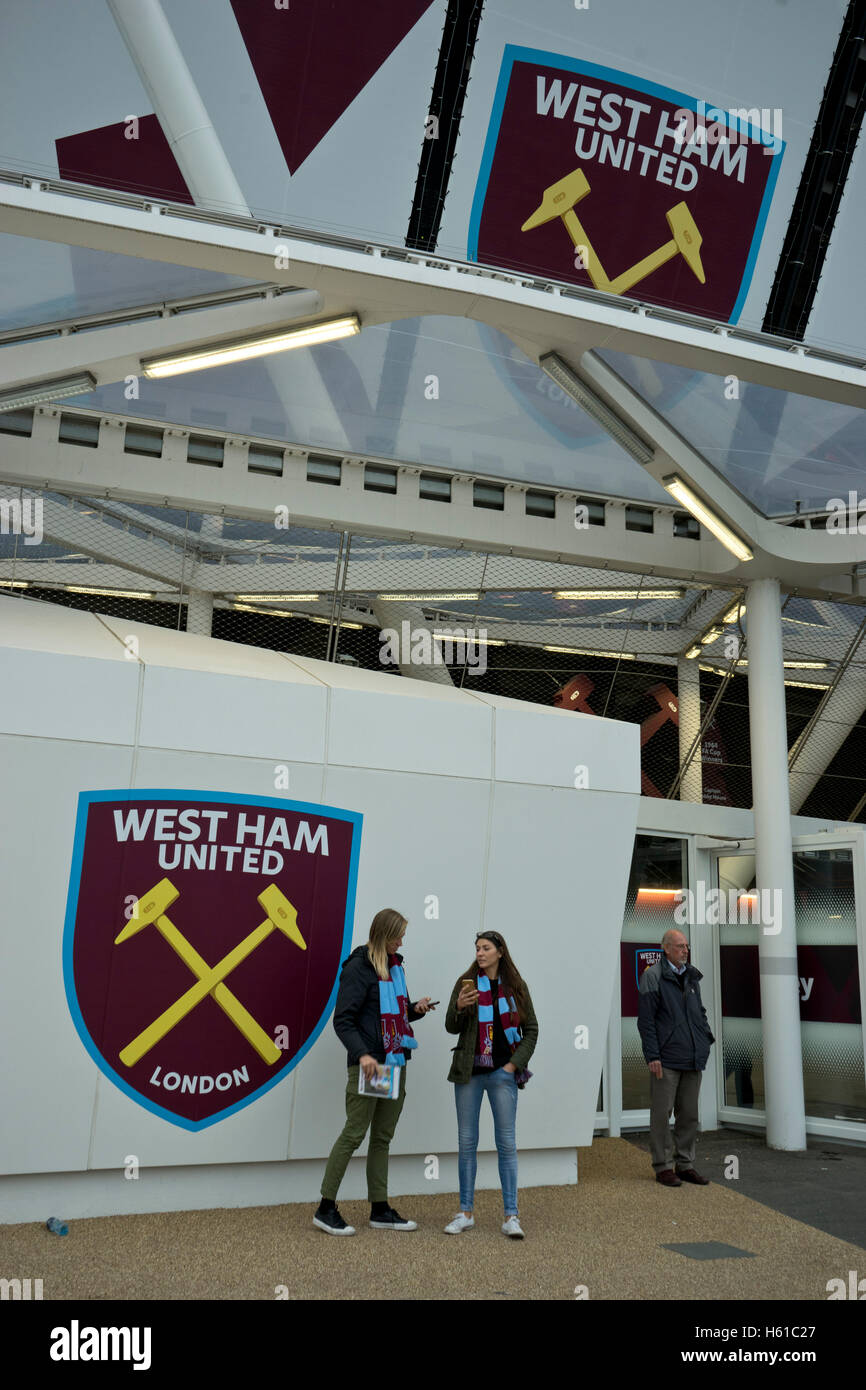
[649,1067,703,1172]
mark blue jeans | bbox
[454,1068,519,1217]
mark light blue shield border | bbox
[468,44,785,325]
[62,789,363,1132]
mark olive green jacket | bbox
[444,978,538,1084]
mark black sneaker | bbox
[370,1206,418,1230]
[313,1203,356,1236]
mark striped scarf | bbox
[379,954,417,1067]
[475,974,522,1068]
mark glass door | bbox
[715,834,866,1136]
[619,833,690,1121]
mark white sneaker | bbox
[444,1212,475,1234]
[502,1216,524,1238]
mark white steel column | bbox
[746,578,806,1149]
[185,514,222,637]
[186,590,214,636]
[107,0,248,214]
[677,655,703,802]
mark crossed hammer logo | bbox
[114,878,306,1069]
[522,166,706,295]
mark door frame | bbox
[709,826,866,1144]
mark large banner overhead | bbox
[438,0,848,333]
[469,48,784,323]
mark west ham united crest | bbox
[63,791,362,1130]
[636,948,662,986]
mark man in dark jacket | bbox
[637,929,715,1187]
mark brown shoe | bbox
[655,1169,682,1186]
[676,1167,710,1185]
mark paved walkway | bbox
[2,1136,863,1300]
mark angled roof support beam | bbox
[2,177,865,410]
[574,350,866,588]
[0,291,322,397]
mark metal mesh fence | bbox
[2,480,865,822]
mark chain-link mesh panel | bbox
[3,481,866,822]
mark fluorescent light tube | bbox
[233,602,298,618]
[142,316,360,378]
[662,475,754,562]
[308,616,363,629]
[377,592,479,602]
[539,354,654,465]
[66,585,154,599]
[432,633,505,646]
[685,644,703,659]
[543,645,636,659]
[233,593,319,602]
[554,588,683,601]
[0,372,96,412]
[722,600,746,623]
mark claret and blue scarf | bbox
[379,955,417,1066]
[475,975,522,1068]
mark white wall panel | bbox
[87,1060,294,1170]
[0,646,139,745]
[0,602,641,1212]
[0,735,132,1176]
[132,748,325,807]
[325,687,492,780]
[0,596,123,657]
[482,781,641,1147]
[483,696,640,794]
[288,765,491,1160]
[137,664,327,762]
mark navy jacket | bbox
[637,956,715,1072]
[332,945,422,1067]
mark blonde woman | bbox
[314,908,433,1236]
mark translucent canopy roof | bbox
[599,349,866,518]
[0,233,258,332]
[2,224,863,520]
[52,311,671,502]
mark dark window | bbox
[574,496,605,526]
[307,454,341,485]
[124,425,163,458]
[187,434,224,467]
[626,505,653,533]
[419,472,451,502]
[0,409,33,437]
[526,489,556,518]
[674,511,700,539]
[59,414,99,447]
[248,444,283,476]
[474,481,504,511]
[364,464,397,494]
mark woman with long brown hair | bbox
[314,908,433,1236]
[443,931,538,1238]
